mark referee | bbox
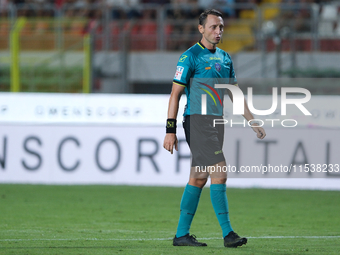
[163,9,266,248]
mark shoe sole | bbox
[225,238,247,248]
[173,242,207,247]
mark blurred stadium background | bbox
[1,0,340,94]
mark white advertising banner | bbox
[0,93,340,190]
[0,93,186,125]
[0,93,340,128]
[0,125,339,190]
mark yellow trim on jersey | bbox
[197,42,204,49]
[173,81,186,87]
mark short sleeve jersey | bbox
[173,41,237,116]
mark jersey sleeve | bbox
[227,53,238,85]
[173,53,194,87]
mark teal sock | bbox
[176,184,202,238]
[210,184,233,238]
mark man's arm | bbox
[163,83,186,154]
[227,88,266,140]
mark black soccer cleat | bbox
[224,231,247,248]
[173,234,207,246]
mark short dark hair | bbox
[199,9,223,26]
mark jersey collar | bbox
[197,41,216,53]
[197,41,205,49]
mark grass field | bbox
[0,184,339,255]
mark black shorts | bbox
[183,114,225,167]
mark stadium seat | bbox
[0,19,9,50]
[35,19,50,34]
[21,20,34,36]
[0,19,9,36]
[219,22,255,53]
[110,21,121,36]
[260,0,280,21]
[123,20,140,35]
[66,19,86,35]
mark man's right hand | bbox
[163,133,178,154]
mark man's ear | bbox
[198,24,204,34]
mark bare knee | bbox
[188,178,208,188]
[211,178,227,185]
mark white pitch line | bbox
[247,236,340,239]
[0,236,339,242]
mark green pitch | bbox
[0,185,339,255]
